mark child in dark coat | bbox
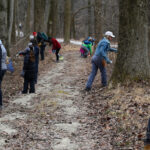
[18,43,36,94]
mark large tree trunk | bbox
[94,0,102,46]
[88,0,92,36]
[64,0,71,43]
[111,0,150,84]
[11,0,17,45]
[0,0,8,49]
[25,0,31,34]
[34,0,46,32]
[47,0,58,37]
[7,0,14,49]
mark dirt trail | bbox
[0,51,108,150]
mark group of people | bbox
[0,30,117,109]
[0,32,61,109]
[18,32,61,94]
[80,31,118,91]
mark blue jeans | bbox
[0,70,6,106]
[86,56,107,89]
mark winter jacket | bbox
[51,38,61,50]
[0,40,7,70]
[94,37,117,63]
[33,46,39,72]
[82,40,92,55]
[33,46,39,64]
[23,51,35,80]
[19,48,35,80]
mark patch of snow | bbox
[55,122,80,133]
[70,40,82,45]
[0,124,17,135]
[53,138,79,150]
[64,106,78,116]
[0,138,6,147]
[0,113,26,121]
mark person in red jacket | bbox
[48,37,61,62]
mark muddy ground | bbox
[0,44,149,150]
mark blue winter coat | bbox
[94,37,117,63]
[23,51,35,80]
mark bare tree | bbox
[47,0,58,37]
[34,0,46,32]
[94,0,102,45]
[111,0,150,84]
[64,0,71,43]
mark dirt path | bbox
[0,51,110,150]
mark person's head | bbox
[28,42,33,48]
[33,32,37,37]
[104,31,115,41]
[29,35,34,41]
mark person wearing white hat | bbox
[85,31,117,91]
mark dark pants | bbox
[40,47,45,60]
[86,56,107,89]
[56,48,60,61]
[35,63,39,84]
[0,70,6,106]
[22,78,35,94]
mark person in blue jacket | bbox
[18,43,36,94]
[85,31,117,91]
[30,35,39,84]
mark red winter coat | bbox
[51,38,61,50]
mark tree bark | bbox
[111,0,150,84]
[47,0,58,37]
[94,0,102,46]
[34,0,46,32]
[88,0,92,36]
[0,0,8,49]
[64,0,71,43]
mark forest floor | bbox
[0,43,149,150]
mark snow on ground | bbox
[57,38,118,48]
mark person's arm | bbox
[109,47,117,52]
[100,44,111,64]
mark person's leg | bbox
[40,47,44,60]
[35,63,38,84]
[29,80,35,93]
[0,70,6,106]
[86,61,98,90]
[22,78,28,94]
[0,80,2,106]
[55,49,60,61]
[99,62,107,86]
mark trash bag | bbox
[7,59,14,73]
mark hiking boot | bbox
[85,87,91,92]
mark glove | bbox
[107,60,112,64]
[16,53,19,57]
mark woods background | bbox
[0,0,119,53]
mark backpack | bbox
[37,32,48,43]
[29,48,35,62]
[41,32,48,41]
